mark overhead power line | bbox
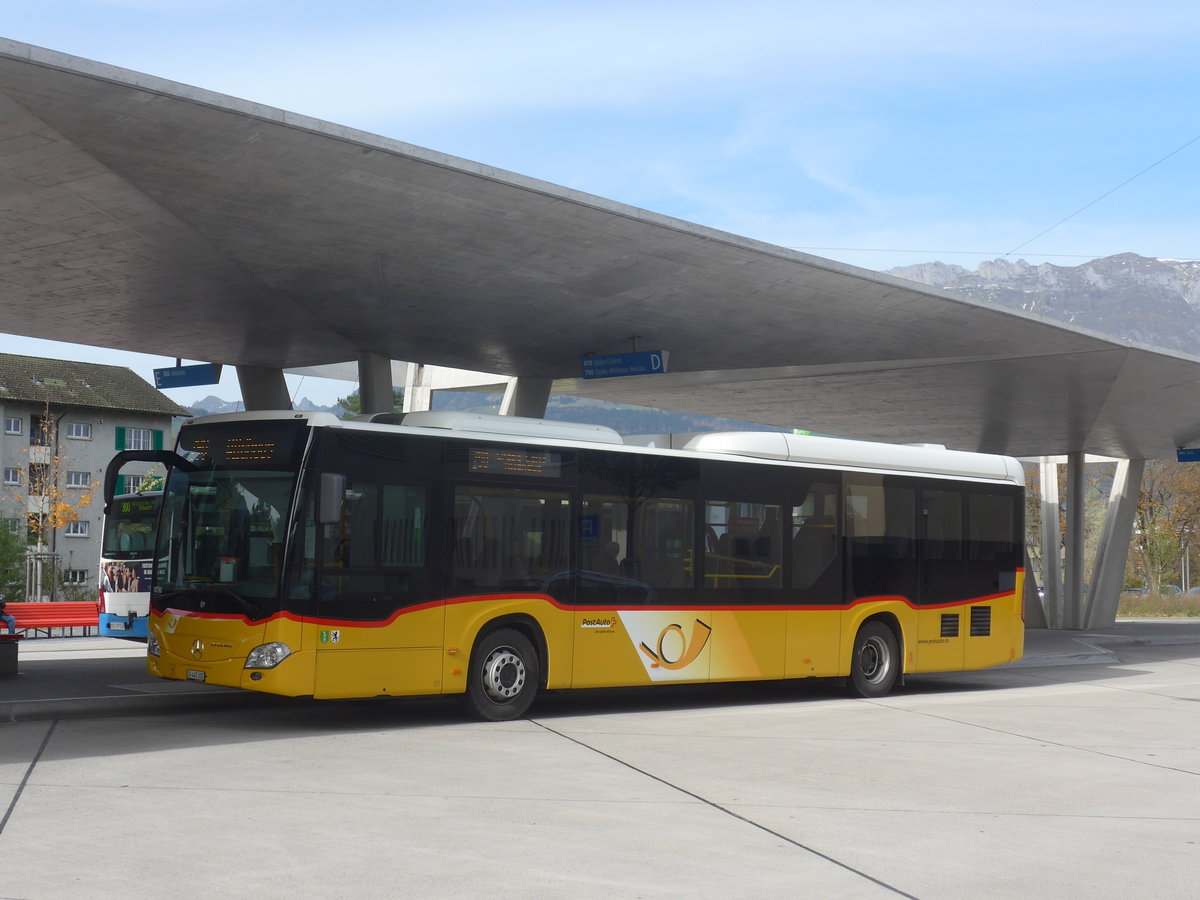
[790,133,1200,265]
[1004,133,1200,258]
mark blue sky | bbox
[4,0,1200,404]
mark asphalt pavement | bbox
[4,618,1200,722]
[4,619,1200,898]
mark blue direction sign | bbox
[581,350,669,380]
[1177,448,1200,463]
[154,363,219,389]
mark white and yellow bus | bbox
[105,410,1025,720]
[98,491,160,640]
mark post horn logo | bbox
[639,618,712,670]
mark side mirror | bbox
[318,473,346,525]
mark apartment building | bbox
[0,353,190,595]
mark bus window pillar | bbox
[1084,457,1144,628]
[500,377,552,418]
[236,365,292,411]
[358,351,394,415]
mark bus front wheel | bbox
[460,627,539,721]
[848,621,899,698]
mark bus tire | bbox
[848,621,900,698]
[460,627,539,721]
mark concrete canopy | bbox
[1,38,1198,460]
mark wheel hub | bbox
[860,636,890,684]
[482,647,526,702]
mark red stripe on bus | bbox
[154,587,1017,630]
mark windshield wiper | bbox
[202,583,258,615]
[156,583,259,616]
[150,589,193,609]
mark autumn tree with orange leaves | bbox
[16,402,97,548]
[1130,460,1200,594]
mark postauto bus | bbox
[104,410,1025,720]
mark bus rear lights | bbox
[244,642,292,669]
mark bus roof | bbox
[182,410,1024,485]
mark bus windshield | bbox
[153,420,308,618]
[102,494,160,560]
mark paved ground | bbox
[1,620,1198,899]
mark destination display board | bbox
[469,447,561,478]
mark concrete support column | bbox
[1085,457,1145,628]
[1062,451,1087,629]
[500,377,552,418]
[402,363,433,413]
[1023,547,1048,628]
[236,365,291,411]
[357,351,394,415]
[1039,459,1063,629]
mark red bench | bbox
[5,601,101,638]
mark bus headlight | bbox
[245,642,292,669]
[147,633,161,658]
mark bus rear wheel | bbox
[849,621,900,698]
[460,627,539,721]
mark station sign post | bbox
[153,363,221,389]
[581,351,669,380]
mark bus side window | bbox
[451,486,569,592]
[966,490,1019,595]
[845,476,917,601]
[791,481,839,593]
[705,500,782,589]
[638,498,694,589]
[922,488,964,604]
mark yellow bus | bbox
[105,410,1025,720]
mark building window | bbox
[2,518,21,535]
[118,427,157,451]
[64,569,90,584]
[30,415,51,446]
[28,463,49,496]
[66,470,91,488]
[124,474,145,493]
[64,520,90,537]
[66,422,92,440]
[3,467,19,485]
[4,417,20,435]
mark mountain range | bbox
[189,395,338,416]
[887,252,1200,354]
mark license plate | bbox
[186,669,207,682]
